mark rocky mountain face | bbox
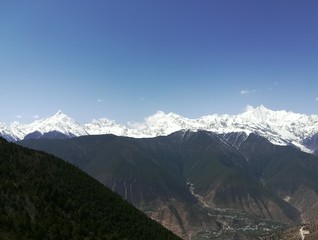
[232,133,318,225]
[20,131,318,239]
[303,133,318,156]
[2,105,318,155]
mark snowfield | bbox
[1,105,318,153]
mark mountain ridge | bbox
[20,131,318,239]
[2,105,318,153]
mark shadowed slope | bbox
[19,131,314,239]
[0,137,180,240]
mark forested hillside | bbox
[0,137,180,240]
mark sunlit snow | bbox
[1,106,318,153]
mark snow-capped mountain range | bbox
[1,105,318,153]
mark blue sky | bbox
[0,0,317,124]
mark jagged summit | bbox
[50,109,69,119]
[243,105,272,119]
[54,109,64,115]
[247,104,269,111]
[1,106,318,153]
[4,110,87,140]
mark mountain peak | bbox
[245,104,270,113]
[52,110,68,118]
[2,107,318,154]
[6,111,88,140]
[255,104,270,111]
[242,105,274,121]
[55,109,64,115]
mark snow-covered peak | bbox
[27,111,87,137]
[242,105,272,120]
[84,118,128,136]
[241,105,303,123]
[127,111,197,137]
[0,122,8,135]
[3,106,318,153]
[0,122,6,131]
[234,106,317,152]
[9,121,26,141]
[50,110,69,120]
[7,111,88,140]
[48,110,74,122]
[54,109,63,115]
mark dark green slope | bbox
[0,137,180,240]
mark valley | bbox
[20,130,318,239]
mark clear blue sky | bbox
[0,0,317,124]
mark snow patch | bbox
[283,196,291,202]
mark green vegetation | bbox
[0,138,180,240]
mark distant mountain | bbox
[0,123,15,142]
[20,131,318,239]
[0,137,180,240]
[6,110,88,141]
[2,105,318,154]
